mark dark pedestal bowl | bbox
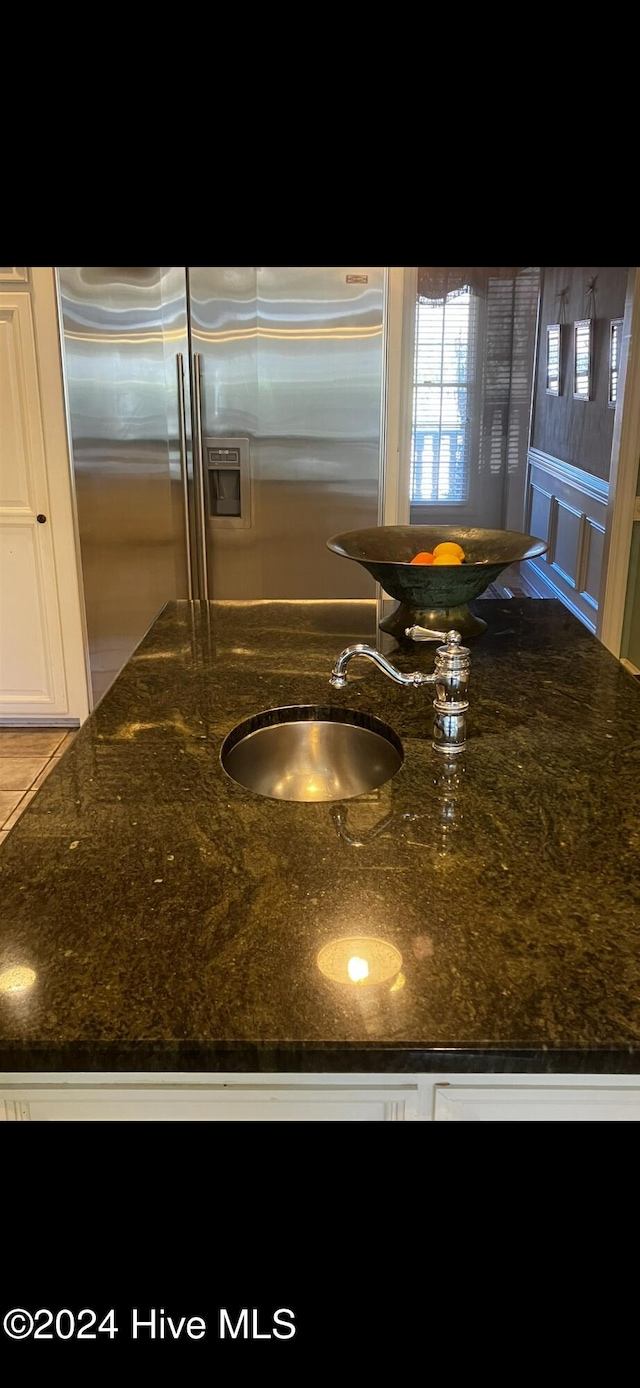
[326,526,548,640]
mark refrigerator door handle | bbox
[176,353,194,600]
[191,350,210,601]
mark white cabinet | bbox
[0,271,88,724]
[0,1078,423,1122]
[433,1083,640,1122]
[0,268,28,284]
[2,1072,640,1121]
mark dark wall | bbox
[531,267,628,480]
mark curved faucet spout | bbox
[329,643,436,690]
[329,629,470,755]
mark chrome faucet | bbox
[330,626,470,753]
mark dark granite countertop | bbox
[1,597,639,1075]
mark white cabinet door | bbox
[0,293,69,717]
[0,1084,419,1121]
[0,268,28,284]
[5,1075,640,1122]
[433,1084,640,1121]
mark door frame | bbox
[597,266,640,654]
[382,267,414,527]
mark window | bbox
[410,290,473,506]
[405,267,540,532]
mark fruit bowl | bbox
[326,526,548,640]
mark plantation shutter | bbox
[411,290,474,505]
[410,267,540,524]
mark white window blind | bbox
[410,290,472,506]
[409,268,540,527]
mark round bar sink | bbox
[220,705,404,803]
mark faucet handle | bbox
[405,626,462,646]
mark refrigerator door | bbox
[57,267,194,705]
[188,267,385,600]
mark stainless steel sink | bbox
[220,705,404,803]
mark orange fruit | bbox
[433,541,465,560]
[432,553,462,565]
[410,551,434,565]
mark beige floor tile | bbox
[58,730,79,748]
[0,830,9,845]
[0,756,50,791]
[2,791,36,832]
[0,729,66,757]
[0,791,24,825]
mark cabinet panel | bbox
[4,1076,640,1122]
[0,268,28,284]
[434,1084,640,1121]
[0,526,51,694]
[0,311,33,505]
[0,1085,417,1121]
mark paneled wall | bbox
[531,267,628,479]
[525,451,607,631]
[524,268,629,632]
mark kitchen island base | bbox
[3,1071,640,1121]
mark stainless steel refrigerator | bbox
[56,267,387,705]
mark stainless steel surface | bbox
[189,267,385,599]
[57,267,192,705]
[330,630,470,754]
[190,351,209,600]
[220,706,403,802]
[176,353,193,599]
[330,644,436,689]
[57,267,387,704]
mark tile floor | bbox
[0,729,77,845]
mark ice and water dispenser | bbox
[205,437,251,528]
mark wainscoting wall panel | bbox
[523,448,609,632]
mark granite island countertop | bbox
[1,597,639,1075]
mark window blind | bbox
[410,291,472,505]
[410,268,540,518]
